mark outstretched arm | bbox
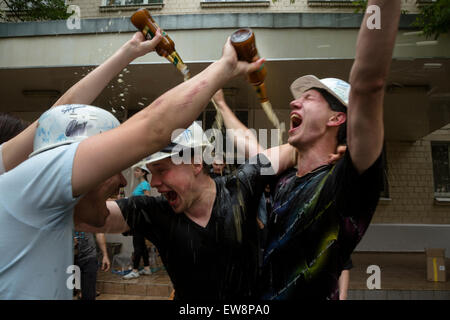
[53,31,162,107]
[213,89,296,175]
[71,38,265,196]
[73,173,126,227]
[0,31,162,173]
[213,89,261,158]
[347,0,400,173]
[75,201,129,234]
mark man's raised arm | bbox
[347,0,401,174]
[213,89,296,175]
[75,201,129,234]
[213,89,261,158]
[71,39,264,197]
[53,31,162,107]
[1,31,162,173]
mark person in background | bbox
[124,164,152,279]
[338,258,353,300]
[0,113,27,145]
[0,113,27,175]
[74,232,110,300]
[211,158,226,177]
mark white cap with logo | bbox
[30,104,120,158]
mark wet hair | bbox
[0,113,27,145]
[312,88,347,145]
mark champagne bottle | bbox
[131,8,191,80]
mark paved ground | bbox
[350,252,450,291]
[96,268,173,299]
[95,252,450,300]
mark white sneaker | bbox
[123,271,140,280]
[139,269,152,275]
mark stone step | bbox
[97,294,170,300]
[348,289,450,300]
[97,269,174,298]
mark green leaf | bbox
[1,0,71,22]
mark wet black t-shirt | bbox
[261,151,383,300]
[116,154,274,300]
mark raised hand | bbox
[125,29,163,59]
[220,38,265,80]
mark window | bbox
[431,142,450,198]
[100,0,163,11]
[201,0,270,8]
[197,108,248,130]
[417,0,437,4]
[103,0,162,5]
[307,0,357,7]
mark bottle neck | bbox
[254,82,269,103]
[141,23,190,80]
[167,51,191,80]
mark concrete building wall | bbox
[375,139,450,224]
[68,0,421,19]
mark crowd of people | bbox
[0,0,400,300]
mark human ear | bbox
[328,112,346,127]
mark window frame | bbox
[431,141,450,201]
[100,0,164,12]
[200,0,270,8]
[307,0,359,8]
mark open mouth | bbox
[163,190,179,207]
[290,114,302,131]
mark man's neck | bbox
[184,176,216,228]
[296,141,337,178]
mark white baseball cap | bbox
[290,75,350,107]
[143,121,212,165]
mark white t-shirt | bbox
[0,142,81,300]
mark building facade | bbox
[1,0,449,253]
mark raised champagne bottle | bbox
[131,8,191,80]
[230,28,285,144]
[230,28,268,103]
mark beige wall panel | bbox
[2,28,448,68]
